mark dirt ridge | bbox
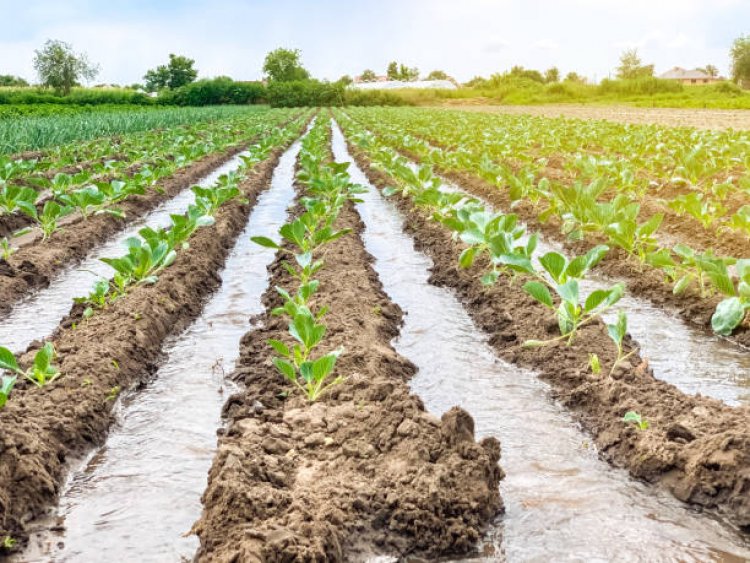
[193,135,503,561]
[345,138,750,535]
[0,138,296,552]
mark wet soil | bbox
[345,140,750,535]
[193,149,503,561]
[0,143,250,319]
[0,143,292,552]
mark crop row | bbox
[0,116,306,413]
[0,105,265,156]
[0,109,294,243]
[344,108,750,338]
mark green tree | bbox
[386,61,399,80]
[701,64,719,78]
[544,67,560,83]
[564,71,586,83]
[0,75,28,87]
[508,65,545,83]
[360,69,377,82]
[426,69,451,81]
[262,48,310,82]
[143,54,197,92]
[33,39,99,95]
[398,64,419,81]
[731,35,750,87]
[616,48,654,80]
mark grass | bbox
[372,79,750,110]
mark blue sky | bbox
[0,0,747,85]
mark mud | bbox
[193,139,503,561]
[0,142,251,318]
[345,139,750,535]
[0,143,292,551]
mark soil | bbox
[446,104,750,131]
[345,138,750,535]
[376,131,750,351]
[0,140,295,552]
[192,138,503,561]
[0,142,250,319]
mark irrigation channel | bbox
[394,148,750,408]
[332,122,750,561]
[17,132,305,561]
[0,153,248,354]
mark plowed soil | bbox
[193,145,503,561]
[0,141,293,552]
[346,138,750,534]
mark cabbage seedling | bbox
[623,411,649,430]
[0,375,16,409]
[0,342,60,388]
[607,310,635,375]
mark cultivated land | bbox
[447,102,750,130]
[1,105,750,561]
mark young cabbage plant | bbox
[74,278,112,319]
[0,342,60,388]
[20,200,74,241]
[606,310,636,375]
[0,375,16,409]
[667,192,726,230]
[100,234,176,289]
[1,237,14,262]
[523,246,625,345]
[711,259,750,336]
[58,185,123,220]
[0,184,38,216]
[268,308,345,402]
[623,410,649,431]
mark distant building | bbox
[659,67,722,84]
[348,79,457,90]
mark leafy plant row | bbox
[0,116,308,411]
[251,117,366,402]
[336,112,649,426]
[0,109,295,249]
[345,108,750,337]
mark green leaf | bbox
[673,274,692,295]
[523,281,553,308]
[539,252,566,282]
[459,246,478,269]
[557,280,579,305]
[272,358,297,382]
[584,289,611,313]
[267,339,290,357]
[711,297,746,336]
[0,347,19,374]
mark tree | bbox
[508,65,544,83]
[564,71,586,84]
[398,64,419,82]
[0,75,28,87]
[701,64,719,78]
[616,48,654,80]
[730,35,750,87]
[544,67,560,83]
[143,54,197,92]
[386,61,399,80]
[262,48,309,82]
[33,39,99,95]
[337,75,353,85]
[360,69,377,82]
[426,70,450,81]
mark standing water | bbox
[332,122,750,562]
[398,149,750,407]
[20,135,304,562]
[0,152,248,355]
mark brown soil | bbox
[379,131,750,351]
[345,139,750,535]
[0,143,250,319]
[446,104,750,131]
[192,143,503,561]
[0,141,294,552]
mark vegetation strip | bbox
[0,123,306,551]
[0,113,299,318]
[340,127,750,535]
[193,119,502,561]
[345,110,750,349]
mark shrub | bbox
[598,77,683,96]
[159,78,266,106]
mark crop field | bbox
[1,105,749,562]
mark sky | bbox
[0,0,747,85]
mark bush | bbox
[343,89,410,106]
[159,78,266,106]
[266,80,345,107]
[598,77,683,96]
[710,80,743,95]
[0,87,153,105]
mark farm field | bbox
[1,105,749,562]
[446,103,750,131]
